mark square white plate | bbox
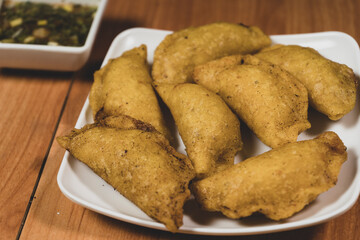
[57,28,360,235]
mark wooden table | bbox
[1,0,359,239]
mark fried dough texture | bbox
[194,55,311,148]
[191,131,347,220]
[57,115,196,232]
[154,83,242,179]
[89,45,171,140]
[255,45,358,120]
[152,22,271,85]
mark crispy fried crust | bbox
[256,44,358,120]
[152,22,271,85]
[154,83,242,179]
[191,131,347,220]
[194,55,311,148]
[89,45,172,140]
[57,115,195,232]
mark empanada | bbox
[191,131,347,220]
[194,55,311,148]
[152,22,271,85]
[89,45,171,140]
[256,44,357,120]
[57,115,195,232]
[154,83,242,179]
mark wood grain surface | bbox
[0,0,359,239]
[0,70,72,240]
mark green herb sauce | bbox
[0,1,97,46]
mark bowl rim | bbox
[0,0,108,52]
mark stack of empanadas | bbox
[57,21,356,233]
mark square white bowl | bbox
[0,0,107,71]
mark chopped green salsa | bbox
[0,1,97,46]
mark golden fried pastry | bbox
[194,55,311,148]
[57,115,196,232]
[89,44,171,140]
[152,22,271,85]
[191,131,347,221]
[255,44,357,120]
[154,83,242,179]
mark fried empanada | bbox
[89,45,171,140]
[152,22,271,85]
[154,83,242,179]
[255,44,357,120]
[194,55,311,148]
[57,115,195,232]
[191,131,347,221]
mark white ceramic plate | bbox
[57,28,360,235]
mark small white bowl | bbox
[0,0,108,71]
